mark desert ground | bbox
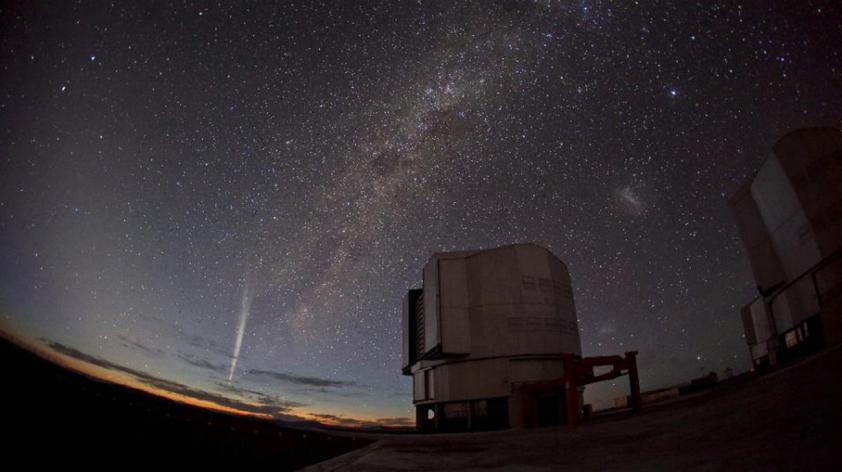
[305,345,842,471]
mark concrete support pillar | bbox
[467,400,473,430]
[416,406,424,430]
[508,389,527,429]
[564,379,579,426]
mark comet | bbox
[227,277,255,382]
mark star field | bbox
[2,1,842,421]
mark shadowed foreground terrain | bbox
[4,333,840,470]
[308,345,842,471]
[0,337,371,467]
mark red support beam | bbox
[626,351,641,411]
[561,350,641,425]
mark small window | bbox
[444,402,468,418]
[472,400,488,417]
[785,330,798,348]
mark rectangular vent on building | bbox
[415,295,425,358]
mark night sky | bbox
[2,1,841,424]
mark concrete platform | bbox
[306,345,842,471]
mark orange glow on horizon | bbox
[5,334,408,427]
[25,338,274,419]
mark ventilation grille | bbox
[415,293,425,358]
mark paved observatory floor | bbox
[305,345,842,471]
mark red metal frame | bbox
[561,351,641,425]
